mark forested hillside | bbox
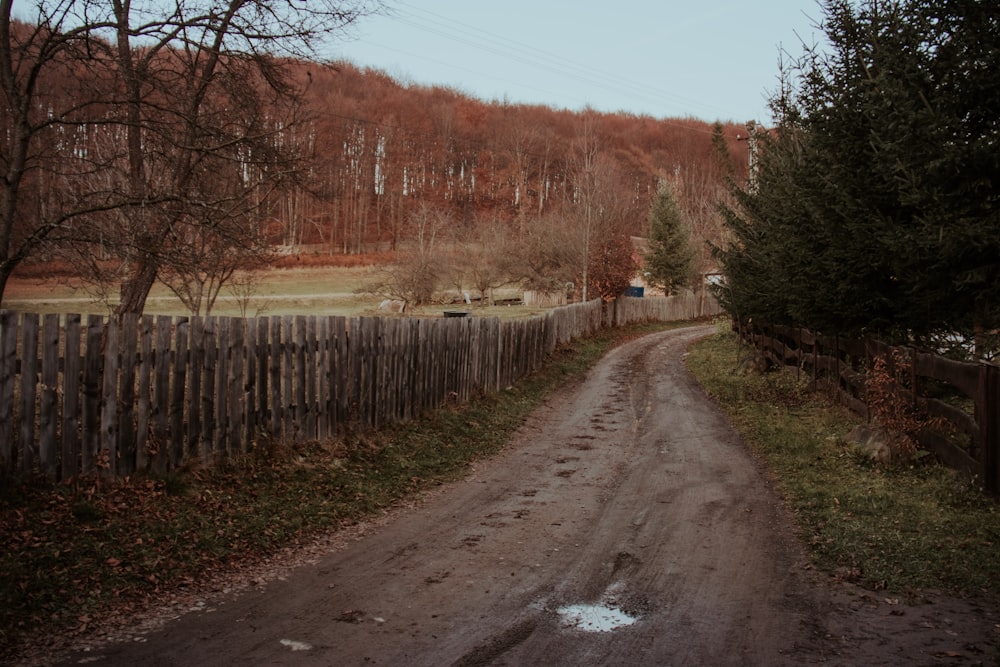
[282,61,748,256]
[1,5,746,314]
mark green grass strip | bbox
[686,327,1000,598]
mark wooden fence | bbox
[738,322,1000,494]
[0,292,720,482]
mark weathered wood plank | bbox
[400,319,413,421]
[914,351,979,399]
[294,315,307,440]
[188,317,204,459]
[19,313,40,473]
[39,314,60,476]
[244,317,256,446]
[118,314,139,475]
[362,317,376,427]
[269,316,282,439]
[214,317,230,453]
[917,397,978,439]
[415,319,427,414]
[99,318,119,476]
[375,317,390,427]
[332,316,347,432]
[916,429,979,479]
[61,314,82,479]
[228,318,244,454]
[374,317,387,428]
[137,315,154,472]
[0,311,16,475]
[317,317,330,440]
[347,318,361,424]
[171,318,189,465]
[82,315,103,475]
[305,316,317,440]
[154,316,172,466]
[200,317,217,459]
[256,317,270,439]
[282,315,294,440]
[242,318,254,449]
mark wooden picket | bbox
[0,292,715,482]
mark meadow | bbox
[3,265,541,319]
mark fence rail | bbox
[0,292,721,482]
[738,322,999,494]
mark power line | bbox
[343,1,742,123]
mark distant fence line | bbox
[738,321,1000,494]
[0,292,721,482]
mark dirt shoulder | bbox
[38,326,999,666]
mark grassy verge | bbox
[686,327,1000,599]
[0,320,681,659]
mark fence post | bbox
[980,362,1000,495]
[99,317,120,477]
[0,311,17,477]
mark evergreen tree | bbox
[645,185,695,295]
[716,0,999,348]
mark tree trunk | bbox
[0,263,10,306]
[116,259,158,317]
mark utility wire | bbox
[342,0,741,126]
[391,1,717,114]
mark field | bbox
[3,266,543,319]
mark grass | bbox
[3,266,381,317]
[3,265,547,319]
[685,326,1000,599]
[0,319,681,660]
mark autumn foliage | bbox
[3,12,746,312]
[285,63,747,256]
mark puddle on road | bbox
[554,579,646,632]
[556,603,638,632]
[280,639,313,651]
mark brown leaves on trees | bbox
[588,231,638,302]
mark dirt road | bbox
[52,326,997,666]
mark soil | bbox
[29,326,1000,666]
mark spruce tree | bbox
[645,185,695,295]
[716,0,999,349]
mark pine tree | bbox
[716,0,999,348]
[645,185,694,295]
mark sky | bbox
[327,0,828,125]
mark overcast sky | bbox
[327,0,827,125]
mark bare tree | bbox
[571,110,600,302]
[451,211,518,306]
[2,0,379,313]
[156,203,277,317]
[365,203,450,309]
[517,208,580,294]
[567,111,639,301]
[0,3,120,304]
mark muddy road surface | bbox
[54,326,998,666]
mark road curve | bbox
[50,326,850,665]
